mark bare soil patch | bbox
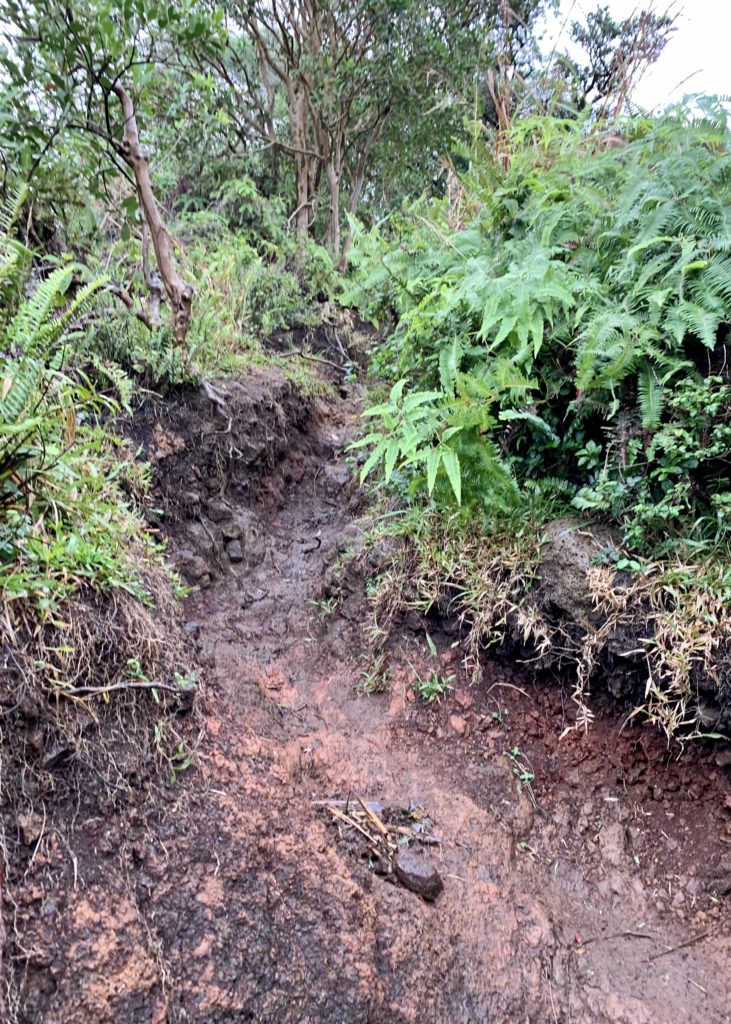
[3,367,730,1023]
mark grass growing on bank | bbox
[86,180,345,395]
[358,505,731,740]
[0,191,191,709]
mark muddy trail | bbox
[8,370,731,1023]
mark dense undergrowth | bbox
[1,0,729,760]
[0,186,196,724]
[348,103,731,737]
[90,173,341,387]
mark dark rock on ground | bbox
[393,848,444,901]
[227,539,244,564]
[177,549,212,586]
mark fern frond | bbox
[0,183,27,234]
[638,362,664,429]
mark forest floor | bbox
[7,366,731,1023]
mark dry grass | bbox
[0,552,198,838]
[360,511,731,742]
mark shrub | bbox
[349,101,731,558]
[0,190,183,697]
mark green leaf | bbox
[438,339,460,396]
[383,438,400,482]
[402,390,441,412]
[499,409,558,443]
[359,440,387,483]
[425,447,441,493]
[389,379,407,406]
[440,446,461,504]
[638,363,664,429]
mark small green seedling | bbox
[505,745,537,809]
[308,595,340,619]
[170,742,196,783]
[358,652,392,694]
[412,670,453,703]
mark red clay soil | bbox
[5,372,731,1023]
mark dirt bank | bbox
[4,369,730,1023]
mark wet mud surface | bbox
[6,370,731,1022]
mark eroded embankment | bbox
[3,369,730,1024]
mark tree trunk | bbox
[289,83,312,251]
[325,160,341,261]
[112,82,193,345]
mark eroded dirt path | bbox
[176,381,731,1024]
[11,372,731,1023]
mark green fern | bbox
[350,101,731,551]
[1,270,105,430]
[638,362,664,430]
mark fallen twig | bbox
[647,930,711,962]
[358,797,391,840]
[573,929,656,949]
[60,680,190,698]
[327,804,378,844]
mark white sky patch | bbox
[541,1,731,110]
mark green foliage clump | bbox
[0,194,169,627]
[349,102,731,558]
[81,177,339,386]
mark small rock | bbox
[17,812,43,846]
[671,891,685,908]
[183,620,200,638]
[454,688,473,710]
[714,748,731,768]
[449,714,467,737]
[227,540,244,564]
[322,463,351,493]
[711,857,731,895]
[178,549,210,584]
[206,499,232,522]
[222,520,243,542]
[393,848,443,900]
[41,741,72,769]
[181,490,201,507]
[185,521,215,558]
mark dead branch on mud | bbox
[60,680,192,698]
[647,930,712,962]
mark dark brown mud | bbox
[4,369,730,1023]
